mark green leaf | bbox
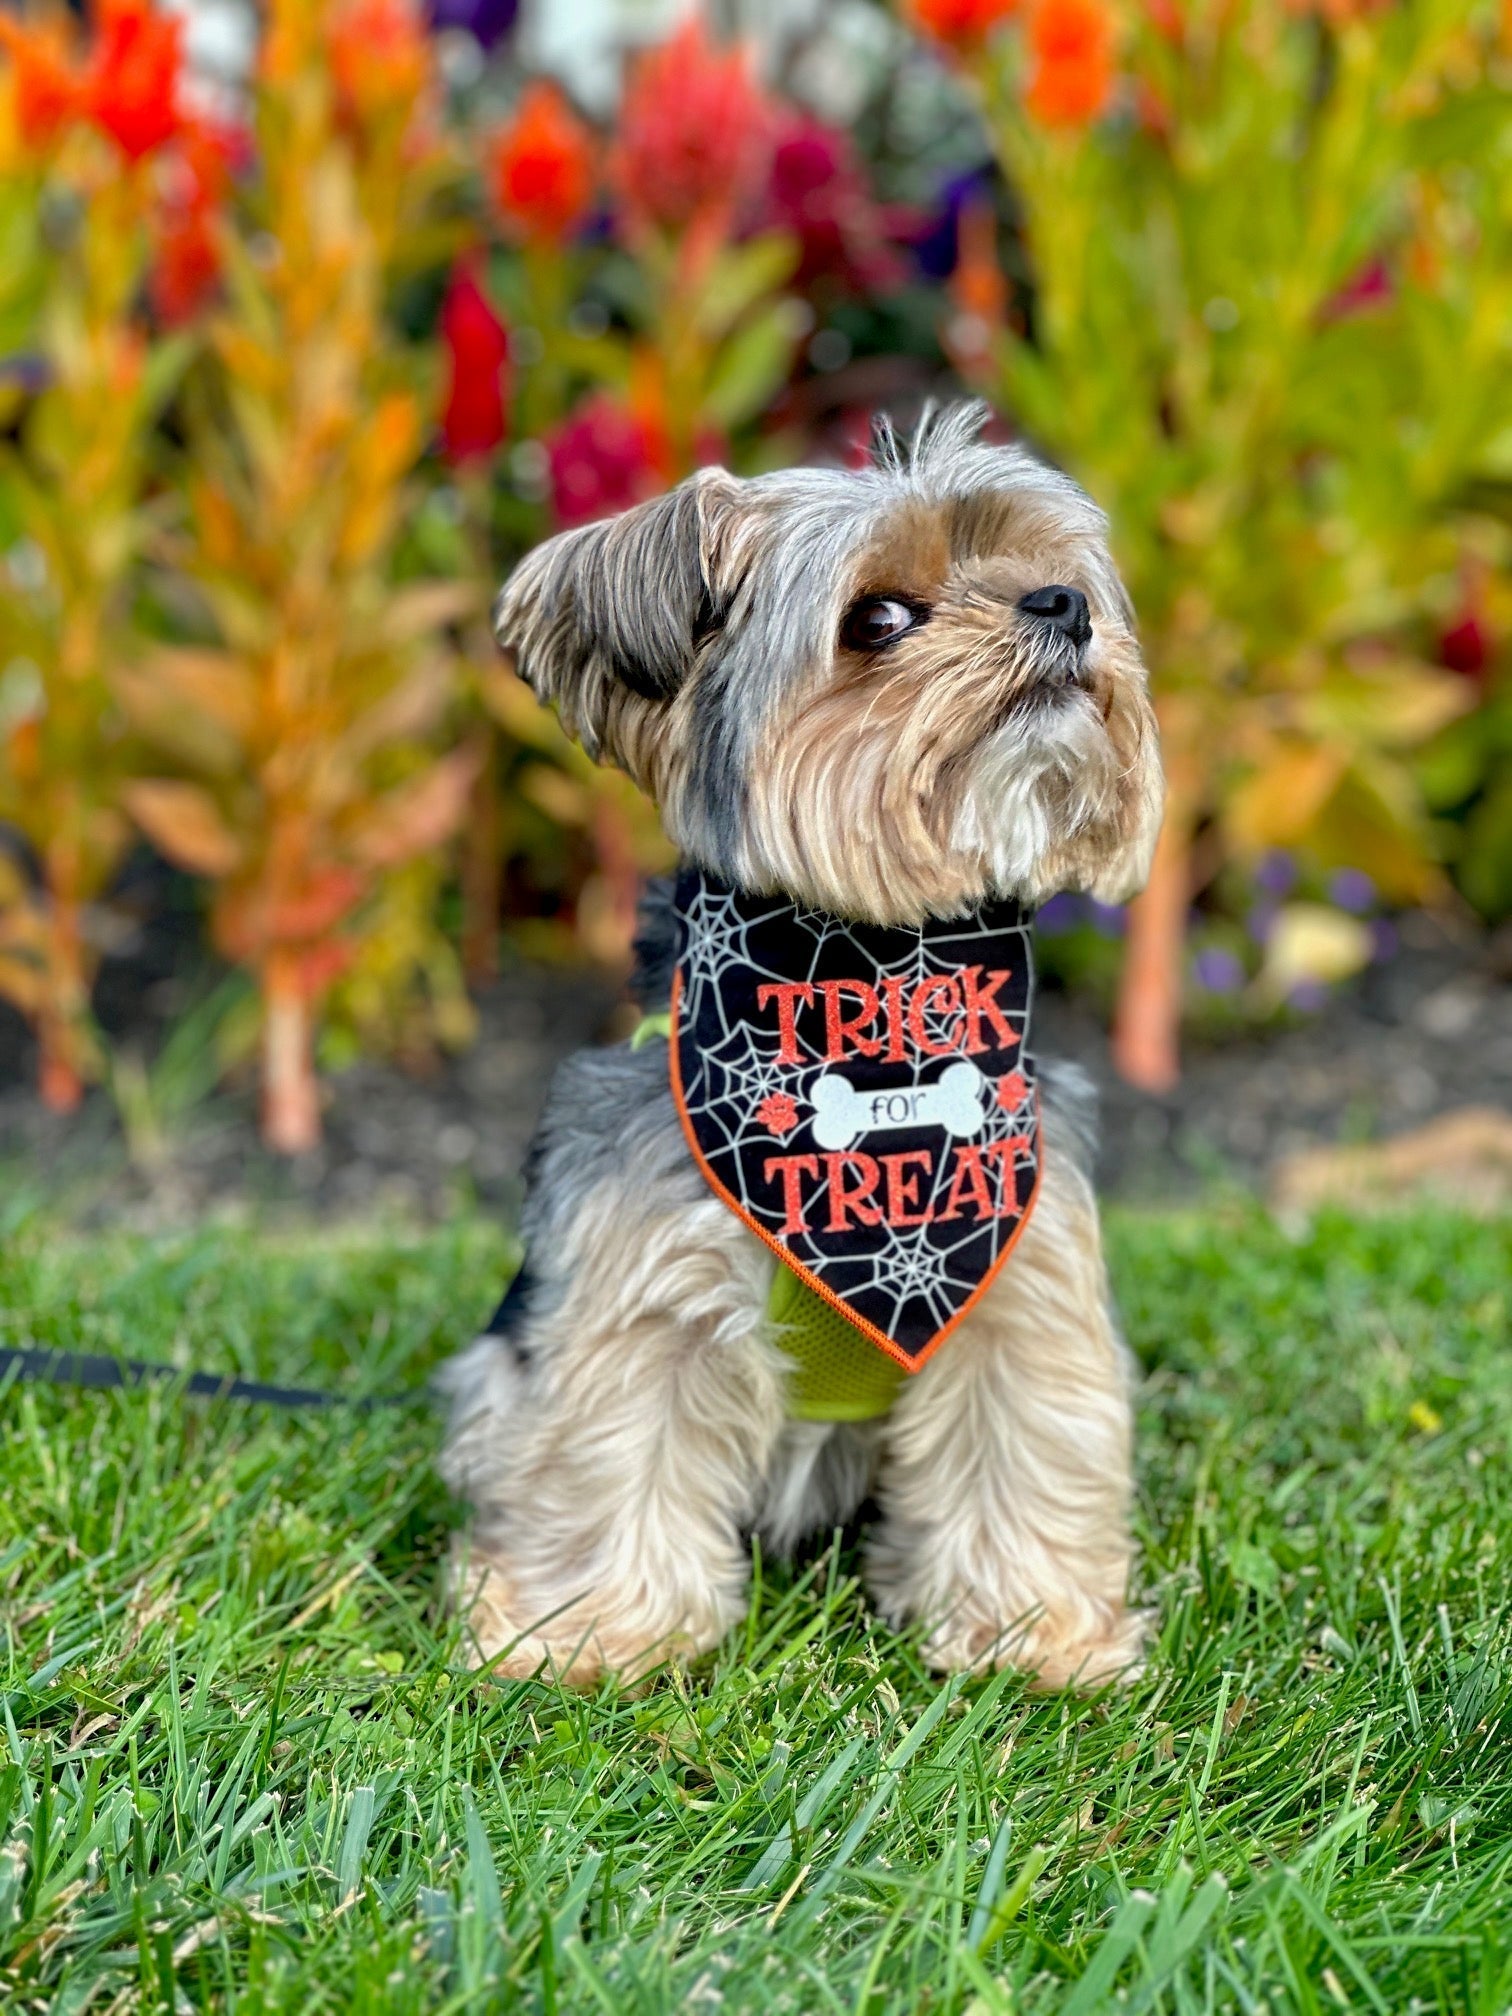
[702,302,805,433]
[694,234,800,343]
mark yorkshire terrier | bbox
[440,403,1163,1689]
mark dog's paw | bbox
[922,1603,1148,1691]
[452,1551,605,1684]
[450,1544,714,1690]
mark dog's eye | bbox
[840,596,926,653]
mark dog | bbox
[439,402,1163,1689]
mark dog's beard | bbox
[949,686,1129,908]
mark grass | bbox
[1,1204,1510,2014]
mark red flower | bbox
[609,18,770,235]
[760,111,905,294]
[995,1071,1028,1112]
[1323,256,1393,321]
[328,0,429,130]
[487,80,596,244]
[151,203,218,325]
[0,15,80,151]
[84,0,186,162]
[439,260,511,465]
[1025,0,1116,127]
[150,122,238,325]
[1440,613,1490,681]
[547,393,665,528]
[755,1091,800,1137]
[908,0,1021,44]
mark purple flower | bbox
[1287,979,1329,1013]
[428,0,517,49]
[1327,867,1376,915]
[911,163,996,281]
[1255,850,1297,897]
[1035,892,1082,933]
[0,352,52,394]
[1087,899,1126,938]
[1192,947,1245,995]
[1246,900,1278,946]
[1371,919,1399,964]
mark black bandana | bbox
[669,866,1042,1370]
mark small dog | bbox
[440,403,1163,1689]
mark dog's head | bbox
[495,402,1163,923]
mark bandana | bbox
[669,866,1042,1372]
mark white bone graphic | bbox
[809,1061,987,1151]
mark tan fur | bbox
[744,538,1158,924]
[446,410,1163,1691]
[441,1187,789,1685]
[441,1102,1142,1688]
[865,1135,1145,1687]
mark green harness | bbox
[633,1012,903,1422]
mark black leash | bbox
[0,1346,421,1411]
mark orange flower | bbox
[1025,0,1116,127]
[84,0,186,161]
[328,0,429,130]
[1286,0,1391,19]
[1142,0,1185,39]
[487,80,596,243]
[609,17,770,235]
[907,0,1021,46]
[0,14,80,151]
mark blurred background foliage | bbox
[0,0,1507,1147]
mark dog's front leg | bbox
[865,1151,1146,1689]
[443,1204,785,1686]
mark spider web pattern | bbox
[671,867,1041,1365]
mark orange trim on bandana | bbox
[668,967,1044,1375]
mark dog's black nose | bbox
[1017,584,1091,651]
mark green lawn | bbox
[1,1205,1510,2014]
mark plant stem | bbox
[38,893,87,1113]
[38,1025,84,1113]
[1111,807,1190,1095]
[261,951,320,1154]
[460,730,501,985]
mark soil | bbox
[1038,907,1512,1201]
[2,902,1509,1229]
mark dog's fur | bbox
[439,403,1164,1689]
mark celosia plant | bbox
[122,0,476,1151]
[460,20,814,970]
[602,17,801,481]
[922,0,1505,1084]
[0,0,210,1109]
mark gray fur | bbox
[1037,1058,1100,1186]
[462,1016,1106,1559]
[630,875,678,1010]
[506,1038,702,1334]
[441,405,1153,1687]
[755,1420,884,1556]
[494,401,1127,890]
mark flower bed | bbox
[0,0,1506,1147]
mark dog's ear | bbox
[493,467,741,758]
